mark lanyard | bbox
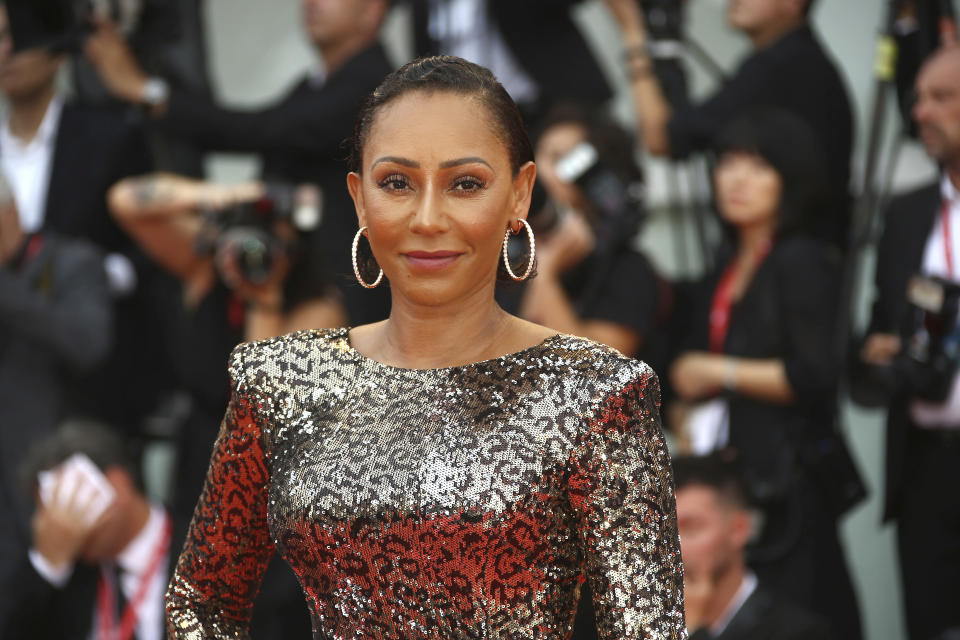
[96,512,171,640]
[941,198,955,278]
[709,241,772,354]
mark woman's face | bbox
[347,91,535,308]
[535,121,589,210]
[713,151,782,230]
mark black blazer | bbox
[2,559,99,640]
[851,182,940,520]
[41,103,152,253]
[34,102,166,428]
[675,235,842,499]
[409,0,613,109]
[688,583,834,640]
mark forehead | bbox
[363,90,509,168]
[918,52,960,91]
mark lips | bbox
[402,250,463,271]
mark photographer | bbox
[3,419,169,640]
[667,109,861,639]
[497,105,666,359]
[84,0,394,325]
[604,0,853,249]
[852,46,960,640]
[108,172,346,341]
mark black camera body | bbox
[639,0,684,44]
[901,274,960,402]
[553,141,646,254]
[195,183,321,287]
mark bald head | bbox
[914,46,960,170]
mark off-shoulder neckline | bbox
[339,327,564,373]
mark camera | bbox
[5,0,174,53]
[900,274,960,402]
[552,141,646,253]
[195,183,322,287]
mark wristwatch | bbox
[140,76,170,107]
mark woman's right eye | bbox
[378,174,410,192]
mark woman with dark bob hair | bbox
[668,107,862,639]
[165,56,685,639]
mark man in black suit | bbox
[0,1,162,430]
[407,0,612,123]
[673,454,833,640]
[3,420,169,640]
[84,0,395,326]
[605,0,853,248]
[854,46,960,640]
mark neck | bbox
[703,560,748,628]
[736,222,774,260]
[116,496,152,554]
[749,17,803,49]
[7,86,55,143]
[318,34,373,77]
[379,282,512,369]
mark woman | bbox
[497,104,668,361]
[164,57,685,639]
[667,109,862,639]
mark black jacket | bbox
[688,583,834,640]
[675,235,842,500]
[850,182,941,520]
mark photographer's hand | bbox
[31,477,100,571]
[861,333,902,366]
[83,17,155,109]
[535,210,595,277]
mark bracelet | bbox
[723,358,738,392]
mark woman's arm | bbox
[568,366,686,639]
[165,344,274,639]
[670,352,796,405]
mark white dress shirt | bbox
[910,174,960,429]
[711,571,758,636]
[0,96,63,233]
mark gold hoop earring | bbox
[352,226,383,289]
[502,218,535,281]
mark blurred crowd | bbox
[0,0,958,639]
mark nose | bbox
[409,185,448,235]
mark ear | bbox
[510,161,537,226]
[729,509,753,551]
[347,171,366,228]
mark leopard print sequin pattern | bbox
[165,328,686,639]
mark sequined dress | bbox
[165,328,685,639]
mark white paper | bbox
[37,453,116,526]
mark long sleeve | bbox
[567,367,686,639]
[0,240,112,372]
[774,238,841,406]
[165,345,274,639]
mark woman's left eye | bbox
[451,177,485,192]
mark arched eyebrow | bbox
[371,156,493,170]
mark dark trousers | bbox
[897,429,960,640]
[749,476,863,640]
